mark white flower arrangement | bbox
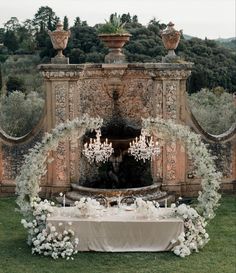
[74,197,102,217]
[142,116,222,257]
[21,198,79,259]
[135,197,160,218]
[15,115,102,259]
[15,115,222,259]
[170,203,209,257]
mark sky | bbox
[0,0,235,39]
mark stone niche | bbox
[39,62,193,196]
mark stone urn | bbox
[48,21,71,63]
[161,22,182,58]
[98,33,131,63]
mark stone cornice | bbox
[39,62,193,80]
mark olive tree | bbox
[0,91,44,137]
[188,87,236,134]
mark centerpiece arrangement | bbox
[97,13,131,63]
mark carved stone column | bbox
[40,66,83,193]
[157,68,192,194]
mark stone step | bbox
[70,183,162,198]
[65,189,175,206]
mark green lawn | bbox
[0,196,235,273]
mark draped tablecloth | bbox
[48,207,184,252]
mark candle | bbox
[63,194,66,208]
[118,195,121,208]
[165,198,167,208]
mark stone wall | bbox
[0,62,235,196]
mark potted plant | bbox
[98,14,131,63]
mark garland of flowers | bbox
[16,115,103,259]
[143,116,222,220]
[142,116,222,257]
[16,115,222,259]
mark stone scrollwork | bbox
[56,141,68,182]
[55,83,67,124]
[166,142,177,180]
[54,83,68,183]
[158,70,191,80]
[80,79,113,120]
[103,78,126,100]
[165,81,178,180]
[165,81,177,119]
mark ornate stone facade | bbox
[0,63,235,196]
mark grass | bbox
[0,196,235,273]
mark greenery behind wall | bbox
[0,6,235,137]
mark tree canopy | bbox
[0,7,235,93]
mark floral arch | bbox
[16,115,222,259]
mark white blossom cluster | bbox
[143,116,222,221]
[16,114,103,218]
[15,115,102,259]
[15,115,222,260]
[170,203,209,257]
[135,197,160,218]
[21,199,79,259]
[142,116,222,257]
[74,197,103,217]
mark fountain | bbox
[39,22,196,204]
[66,86,168,205]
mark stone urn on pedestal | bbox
[48,21,71,64]
[98,33,131,64]
[161,22,182,62]
[98,14,131,63]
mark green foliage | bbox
[4,17,20,31]
[0,63,2,92]
[188,87,236,134]
[2,55,43,94]
[0,8,235,93]
[6,75,25,94]
[0,91,44,137]
[3,30,19,53]
[63,16,69,30]
[98,13,128,34]
[33,6,58,31]
[177,38,236,92]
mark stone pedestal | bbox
[51,56,69,64]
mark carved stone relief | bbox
[54,83,68,183]
[1,131,43,182]
[165,81,178,180]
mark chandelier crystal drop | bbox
[82,129,114,163]
[128,129,161,162]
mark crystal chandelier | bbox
[128,130,160,162]
[83,129,113,163]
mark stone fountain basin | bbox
[66,183,166,201]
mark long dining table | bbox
[48,207,184,252]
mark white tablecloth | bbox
[48,207,184,252]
